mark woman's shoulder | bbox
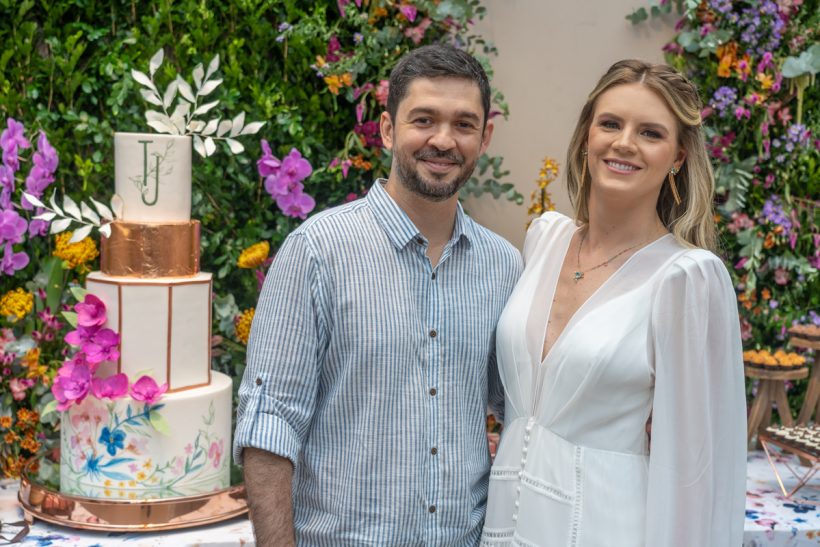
[523,211,575,258]
[657,245,734,294]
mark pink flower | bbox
[276,191,316,220]
[278,148,313,187]
[0,118,31,172]
[91,373,129,400]
[404,17,432,45]
[257,140,281,178]
[130,375,168,405]
[0,209,28,244]
[740,318,753,342]
[185,443,193,455]
[356,102,365,124]
[52,361,93,411]
[774,267,790,285]
[64,324,95,347]
[734,257,748,269]
[209,440,224,468]
[399,4,418,22]
[128,463,139,473]
[734,106,751,120]
[75,294,107,328]
[83,328,120,364]
[9,377,34,401]
[375,80,389,107]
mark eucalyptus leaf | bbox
[176,76,196,103]
[192,100,219,116]
[202,118,220,136]
[216,120,232,137]
[239,121,265,135]
[90,196,114,221]
[163,80,179,109]
[131,69,156,91]
[204,137,216,156]
[197,79,222,96]
[225,138,244,154]
[49,190,64,216]
[170,113,187,134]
[148,48,164,77]
[80,202,100,224]
[111,195,124,219]
[147,119,176,134]
[187,120,206,133]
[22,192,45,208]
[62,195,82,220]
[229,112,245,137]
[50,218,72,234]
[192,63,205,89]
[205,54,220,79]
[69,224,93,243]
[33,211,57,221]
[193,134,206,157]
[139,89,163,106]
[99,223,112,238]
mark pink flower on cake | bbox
[75,294,107,327]
[130,375,168,405]
[209,439,224,468]
[52,361,92,410]
[91,373,129,400]
[83,328,121,364]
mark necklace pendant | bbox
[574,271,584,282]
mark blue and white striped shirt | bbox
[234,180,522,546]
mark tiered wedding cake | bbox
[59,133,231,500]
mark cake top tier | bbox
[114,132,192,222]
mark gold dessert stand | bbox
[17,459,249,532]
[759,432,820,504]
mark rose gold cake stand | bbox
[17,459,248,532]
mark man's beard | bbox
[394,147,477,202]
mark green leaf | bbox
[150,410,172,436]
[61,311,78,328]
[40,399,59,420]
[69,286,88,303]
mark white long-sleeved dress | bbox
[482,212,747,546]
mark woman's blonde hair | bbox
[565,59,716,250]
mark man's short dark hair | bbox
[387,44,491,127]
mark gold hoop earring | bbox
[668,167,682,205]
[581,151,588,190]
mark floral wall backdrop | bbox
[631,0,818,407]
[0,0,515,479]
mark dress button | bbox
[516,486,521,494]
[512,514,518,522]
[520,458,527,465]
[429,329,437,338]
[255,378,262,386]
[429,388,437,396]
[431,447,438,455]
[429,505,436,513]
[523,435,530,442]
[514,500,519,508]
[522,446,528,453]
[518,471,523,478]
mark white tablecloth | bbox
[2,451,819,546]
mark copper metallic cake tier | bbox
[100,221,201,277]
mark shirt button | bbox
[431,447,438,455]
[416,237,424,245]
[255,378,262,386]
[429,388,437,396]
[429,329,437,338]
[431,272,437,280]
[428,505,436,513]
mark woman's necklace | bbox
[573,231,646,282]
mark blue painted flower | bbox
[83,453,102,476]
[98,426,126,456]
[784,502,813,514]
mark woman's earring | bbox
[581,151,588,190]
[668,166,682,205]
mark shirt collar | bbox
[366,180,473,250]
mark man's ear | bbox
[380,111,395,151]
[480,118,495,155]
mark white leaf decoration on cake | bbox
[225,138,244,154]
[192,63,205,90]
[205,54,220,80]
[80,202,100,224]
[239,121,265,135]
[49,190,64,215]
[149,48,164,77]
[90,197,114,221]
[216,120,232,137]
[33,211,57,222]
[163,80,179,109]
[177,76,196,103]
[110,194,125,219]
[193,135,206,157]
[229,112,245,137]
[172,102,191,119]
[187,120,206,133]
[140,89,163,106]
[69,224,94,243]
[146,120,176,134]
[201,118,219,136]
[197,79,222,97]
[21,192,45,208]
[170,114,187,135]
[131,70,157,92]
[99,223,112,238]
[204,137,216,157]
[62,195,83,221]
[193,100,219,116]
[50,218,71,234]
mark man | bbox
[233,44,522,546]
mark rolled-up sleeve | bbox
[233,232,326,467]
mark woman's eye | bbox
[642,130,662,139]
[601,120,619,129]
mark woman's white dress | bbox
[482,212,747,546]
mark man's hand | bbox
[243,447,296,547]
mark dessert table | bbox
[1,451,819,546]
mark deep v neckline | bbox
[538,228,672,364]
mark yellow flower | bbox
[0,416,11,429]
[104,489,112,497]
[756,72,773,90]
[128,480,136,487]
[104,479,112,487]
[143,458,152,469]
[235,308,255,345]
[0,288,33,321]
[324,72,353,95]
[53,232,99,272]
[237,241,270,269]
[136,471,146,481]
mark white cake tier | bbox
[86,272,212,392]
[114,132,191,222]
[60,371,232,500]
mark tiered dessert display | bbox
[57,133,232,500]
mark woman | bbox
[482,60,746,546]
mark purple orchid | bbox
[83,328,121,364]
[257,139,281,178]
[276,191,316,220]
[91,373,129,400]
[0,209,27,244]
[52,360,93,411]
[75,294,107,327]
[278,148,313,187]
[399,4,418,22]
[130,375,168,405]
[1,242,28,275]
[0,118,30,172]
[22,132,58,209]
[0,165,14,209]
